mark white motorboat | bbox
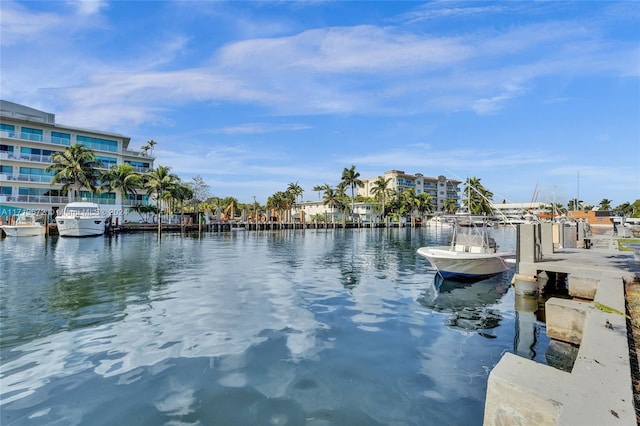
[0,212,46,237]
[417,221,514,282]
[427,216,454,227]
[55,202,107,237]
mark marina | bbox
[1,226,542,425]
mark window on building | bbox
[0,144,13,153]
[20,127,43,142]
[125,160,150,170]
[52,131,71,146]
[19,187,61,197]
[0,123,15,137]
[77,135,118,152]
[0,165,13,174]
[0,186,11,195]
[96,156,118,168]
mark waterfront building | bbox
[490,202,545,219]
[0,100,154,220]
[292,200,378,223]
[568,209,615,228]
[359,170,461,212]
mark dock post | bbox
[540,222,554,255]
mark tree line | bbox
[47,143,640,234]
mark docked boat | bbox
[427,216,454,227]
[0,212,46,237]
[55,202,107,237]
[417,221,514,282]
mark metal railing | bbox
[3,195,70,204]
[0,174,54,183]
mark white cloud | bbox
[214,123,311,135]
[0,1,62,45]
[67,0,108,16]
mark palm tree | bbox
[287,182,304,203]
[147,139,157,156]
[267,191,290,224]
[370,176,391,220]
[341,165,363,220]
[443,198,457,214]
[614,202,633,217]
[100,163,142,223]
[401,188,418,221]
[47,143,102,201]
[170,184,194,231]
[463,177,493,215]
[567,198,582,211]
[416,192,434,221]
[144,165,180,237]
[312,184,327,201]
[322,186,341,223]
[599,199,613,211]
[286,181,304,222]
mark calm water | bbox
[0,227,547,425]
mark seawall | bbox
[484,224,640,425]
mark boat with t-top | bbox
[55,201,107,237]
[417,219,514,282]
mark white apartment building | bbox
[290,170,462,222]
[0,100,154,220]
[491,202,545,218]
[359,170,461,212]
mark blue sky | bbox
[1,1,639,207]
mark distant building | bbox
[0,100,154,219]
[292,200,377,223]
[491,202,545,219]
[568,210,615,227]
[359,170,461,212]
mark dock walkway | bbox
[484,226,640,425]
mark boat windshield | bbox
[64,207,99,215]
[455,233,484,247]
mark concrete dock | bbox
[484,225,640,425]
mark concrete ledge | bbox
[546,298,590,345]
[485,353,569,425]
[568,275,599,300]
[485,275,635,425]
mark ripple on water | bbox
[0,228,523,426]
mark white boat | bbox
[427,216,454,227]
[55,202,107,237]
[0,212,46,237]
[417,221,514,282]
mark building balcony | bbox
[2,195,70,205]
[0,152,54,164]
[0,129,122,154]
[81,197,116,205]
[123,149,155,160]
[2,174,54,184]
[122,199,152,207]
[129,165,151,173]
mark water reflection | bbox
[418,274,511,335]
[1,228,517,425]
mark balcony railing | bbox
[0,152,56,164]
[3,195,70,204]
[0,173,53,183]
[0,129,121,154]
[122,200,151,207]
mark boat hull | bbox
[1,225,45,237]
[417,247,513,282]
[55,217,106,237]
